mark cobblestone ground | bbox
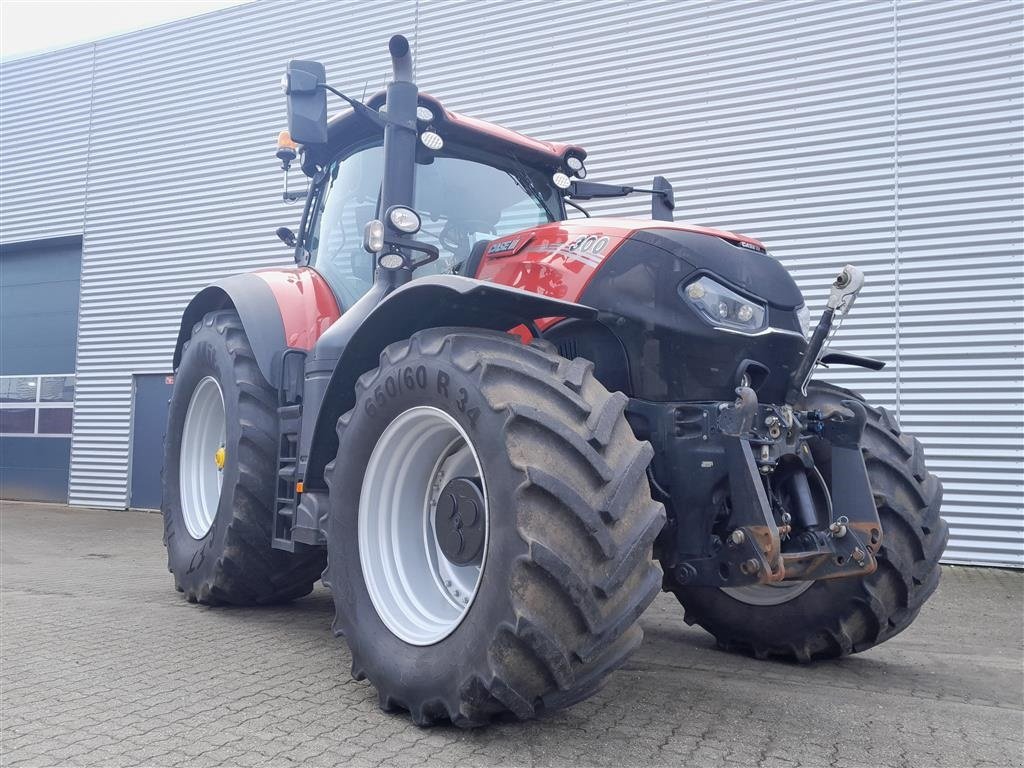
[1,501,1022,768]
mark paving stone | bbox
[2,502,1021,768]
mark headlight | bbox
[797,304,811,337]
[681,276,766,333]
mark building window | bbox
[0,375,74,436]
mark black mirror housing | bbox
[651,176,675,221]
[283,60,328,146]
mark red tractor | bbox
[163,36,947,726]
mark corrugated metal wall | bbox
[64,0,414,508]
[0,46,94,243]
[0,0,1019,566]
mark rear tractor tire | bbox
[670,381,947,662]
[162,310,325,605]
[325,327,665,726]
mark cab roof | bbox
[304,90,585,174]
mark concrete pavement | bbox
[2,501,1021,767]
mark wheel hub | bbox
[433,477,486,566]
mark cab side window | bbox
[308,145,384,307]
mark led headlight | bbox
[681,276,766,333]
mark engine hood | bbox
[625,227,804,310]
[474,217,803,312]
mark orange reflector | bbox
[277,130,299,151]
[295,481,304,494]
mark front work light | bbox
[388,206,421,234]
[420,130,444,150]
[552,172,571,189]
[681,276,766,333]
[378,252,405,269]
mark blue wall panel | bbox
[0,237,81,375]
[0,437,71,503]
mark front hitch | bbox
[666,389,881,589]
[787,399,882,580]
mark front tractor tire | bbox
[162,310,325,605]
[325,328,665,726]
[671,381,948,662]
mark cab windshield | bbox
[307,144,559,306]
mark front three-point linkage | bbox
[673,383,882,588]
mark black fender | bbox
[303,274,597,488]
[172,274,287,384]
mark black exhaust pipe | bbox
[389,34,413,82]
[377,34,419,289]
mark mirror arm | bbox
[319,84,388,129]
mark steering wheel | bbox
[439,219,494,264]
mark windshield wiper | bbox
[507,153,558,220]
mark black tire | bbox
[669,381,947,662]
[325,327,665,726]
[162,309,325,605]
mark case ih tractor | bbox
[162,36,947,726]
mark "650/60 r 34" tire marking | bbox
[364,365,481,429]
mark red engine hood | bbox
[474,218,765,311]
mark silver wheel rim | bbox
[721,578,814,606]
[359,406,488,646]
[179,376,226,539]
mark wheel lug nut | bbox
[444,580,452,587]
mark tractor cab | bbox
[297,93,572,308]
[279,84,591,309]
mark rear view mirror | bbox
[282,60,327,146]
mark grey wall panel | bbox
[0,0,1019,565]
[0,46,93,244]
[66,0,415,507]
[893,0,1023,566]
